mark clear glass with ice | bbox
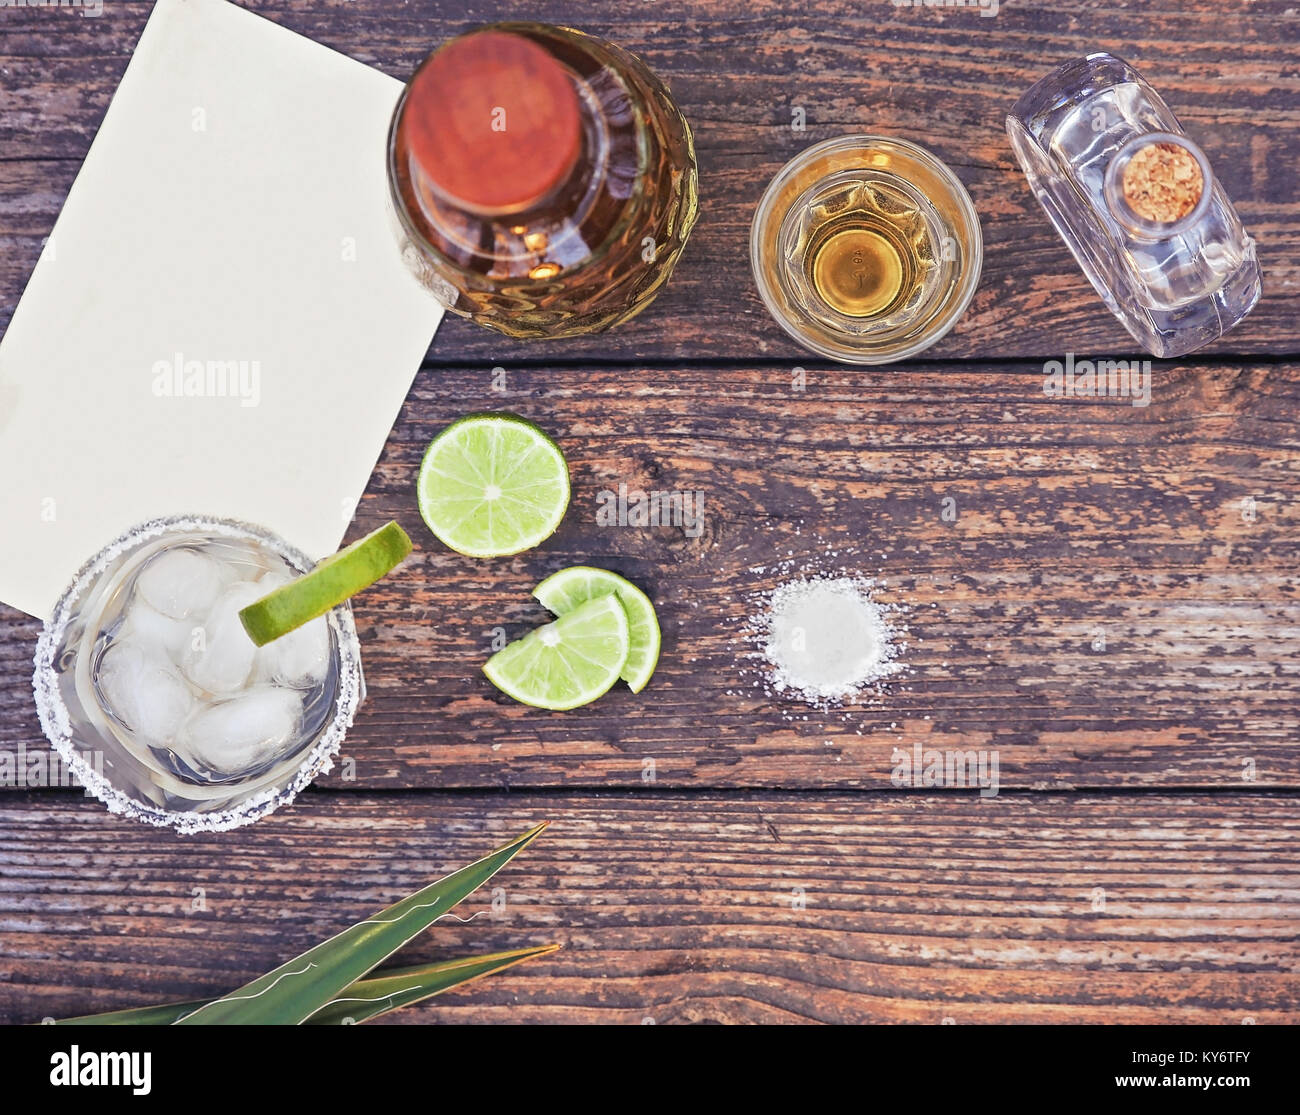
[33,516,364,832]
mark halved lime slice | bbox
[418,413,570,558]
[483,593,630,711]
[532,566,661,693]
[238,521,412,647]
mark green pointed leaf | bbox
[307,944,559,1025]
[175,822,548,1025]
[53,1000,199,1026]
[53,945,559,1026]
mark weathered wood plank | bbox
[2,361,1297,790]
[0,790,1295,1024]
[1,1,1297,358]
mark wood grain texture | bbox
[1,0,1297,359]
[1,0,1297,1026]
[1,790,1295,1024]
[5,361,1296,790]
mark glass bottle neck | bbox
[1102,132,1212,241]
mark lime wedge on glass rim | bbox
[483,594,630,711]
[532,566,661,693]
[238,521,412,647]
[418,413,570,558]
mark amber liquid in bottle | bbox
[388,23,699,339]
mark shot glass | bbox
[750,135,983,364]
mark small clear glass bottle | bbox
[1007,52,1261,358]
[387,23,699,339]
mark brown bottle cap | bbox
[402,29,583,215]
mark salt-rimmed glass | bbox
[33,515,364,833]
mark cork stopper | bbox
[402,30,583,215]
[1119,140,1205,224]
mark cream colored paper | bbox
[0,0,441,618]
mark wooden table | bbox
[2,1,1297,1024]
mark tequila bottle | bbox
[388,23,699,339]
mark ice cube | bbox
[96,638,194,746]
[176,686,304,776]
[250,571,331,689]
[122,598,193,661]
[181,580,264,695]
[136,547,223,619]
[255,615,331,688]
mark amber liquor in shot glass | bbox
[750,135,983,365]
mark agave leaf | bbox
[53,945,559,1026]
[307,943,559,1025]
[176,821,548,1025]
[53,1001,198,1026]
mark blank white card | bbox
[0,0,442,617]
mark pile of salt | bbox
[759,576,901,705]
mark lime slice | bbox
[483,594,630,711]
[418,413,570,558]
[238,521,412,647]
[532,566,661,693]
